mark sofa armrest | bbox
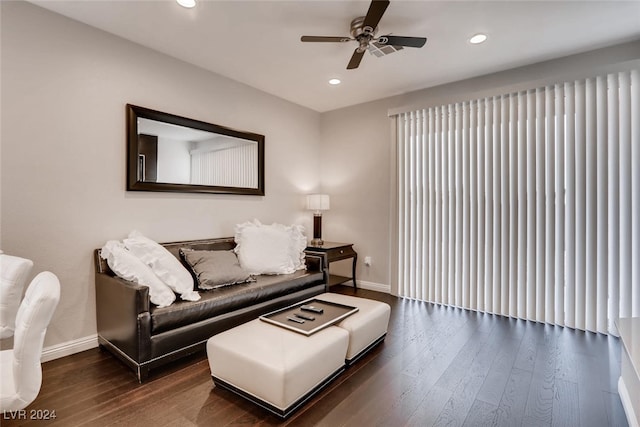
[304,253,328,286]
[94,248,150,313]
[95,272,151,362]
[304,253,324,272]
[96,273,150,314]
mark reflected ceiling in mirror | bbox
[127,104,265,195]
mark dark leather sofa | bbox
[94,237,327,382]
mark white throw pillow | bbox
[100,240,176,307]
[288,224,307,271]
[124,231,200,302]
[234,220,307,275]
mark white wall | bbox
[0,1,322,348]
[157,137,191,184]
[320,40,640,294]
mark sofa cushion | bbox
[180,248,252,290]
[124,231,200,301]
[234,220,306,275]
[149,269,324,334]
[100,240,176,308]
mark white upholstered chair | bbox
[0,254,34,339]
[0,272,60,411]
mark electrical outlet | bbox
[364,256,372,266]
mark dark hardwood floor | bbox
[3,286,628,427]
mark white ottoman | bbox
[206,319,349,418]
[316,293,391,364]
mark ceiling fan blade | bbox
[378,35,427,48]
[301,36,351,43]
[362,0,390,31]
[347,49,365,70]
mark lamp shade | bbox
[306,194,330,211]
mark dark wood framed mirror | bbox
[127,104,265,195]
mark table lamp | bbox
[306,194,330,246]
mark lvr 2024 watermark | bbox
[3,409,57,420]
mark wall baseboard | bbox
[355,280,391,294]
[42,334,99,362]
[619,376,639,427]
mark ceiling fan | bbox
[300,0,427,70]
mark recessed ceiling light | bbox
[328,78,341,85]
[177,0,196,8]
[469,33,488,44]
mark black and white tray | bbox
[259,298,359,336]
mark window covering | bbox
[191,144,258,188]
[396,69,640,334]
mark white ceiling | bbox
[30,0,640,112]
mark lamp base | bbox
[310,238,324,247]
[311,213,323,247]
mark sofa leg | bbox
[137,366,149,383]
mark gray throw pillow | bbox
[180,249,252,290]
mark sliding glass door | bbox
[396,69,639,334]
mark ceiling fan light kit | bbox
[469,33,488,44]
[300,0,427,70]
[176,0,196,9]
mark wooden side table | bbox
[305,242,357,289]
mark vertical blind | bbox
[191,144,258,188]
[396,69,640,334]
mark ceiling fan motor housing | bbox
[350,16,377,52]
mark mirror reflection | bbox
[137,118,258,188]
[127,104,265,195]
